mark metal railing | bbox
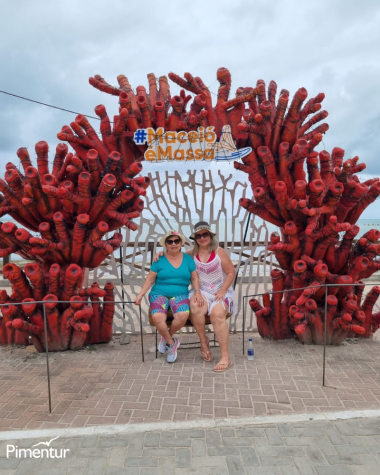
[242,281,380,388]
[1,282,380,413]
[0,299,142,413]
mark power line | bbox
[0,90,101,121]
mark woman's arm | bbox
[190,269,204,307]
[135,270,157,305]
[214,248,236,300]
[185,248,194,256]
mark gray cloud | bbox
[1,0,380,217]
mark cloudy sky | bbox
[1,0,380,218]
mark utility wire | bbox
[0,90,101,121]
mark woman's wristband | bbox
[194,290,201,293]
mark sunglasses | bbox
[195,232,210,240]
[166,238,181,245]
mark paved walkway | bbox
[1,333,380,431]
[1,415,380,474]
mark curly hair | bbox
[192,233,219,256]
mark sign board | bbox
[133,125,252,162]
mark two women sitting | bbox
[135,222,235,372]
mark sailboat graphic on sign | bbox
[209,125,252,161]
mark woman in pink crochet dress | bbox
[188,221,235,371]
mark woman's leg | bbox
[189,294,212,360]
[170,311,188,336]
[151,312,174,345]
[168,295,191,338]
[209,303,231,370]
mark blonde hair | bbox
[192,233,219,256]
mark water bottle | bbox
[247,338,254,361]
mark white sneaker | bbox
[167,338,180,363]
[158,336,168,354]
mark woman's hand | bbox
[135,293,144,305]
[195,293,205,307]
[214,290,226,301]
[153,251,164,262]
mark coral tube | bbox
[271,269,285,340]
[24,263,44,302]
[82,221,109,266]
[249,298,271,339]
[72,214,90,264]
[337,182,369,222]
[306,153,321,182]
[292,260,308,298]
[48,263,61,296]
[281,87,308,146]
[361,286,380,337]
[35,141,50,177]
[274,181,292,222]
[270,93,288,154]
[3,263,33,300]
[60,296,84,350]
[168,96,184,130]
[86,149,102,194]
[101,282,115,342]
[61,264,83,310]
[278,142,294,195]
[253,187,281,219]
[52,143,68,177]
[86,283,102,343]
[239,198,285,227]
[70,306,92,350]
[5,168,24,200]
[25,167,50,217]
[256,146,278,195]
[41,294,60,351]
[16,148,33,173]
[296,263,328,306]
[334,225,360,273]
[41,174,61,213]
[309,179,325,208]
[268,232,290,270]
[346,181,380,225]
[154,101,166,129]
[349,256,369,283]
[89,174,117,223]
[76,172,92,214]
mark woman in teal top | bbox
[135,230,202,363]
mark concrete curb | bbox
[1,408,380,441]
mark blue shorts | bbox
[149,294,190,315]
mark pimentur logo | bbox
[7,436,70,459]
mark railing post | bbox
[233,212,252,290]
[242,295,246,355]
[323,284,328,387]
[42,301,52,413]
[139,304,144,362]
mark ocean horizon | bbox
[3,217,380,262]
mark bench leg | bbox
[155,329,158,359]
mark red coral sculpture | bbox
[0,126,149,351]
[218,78,380,343]
[2,67,379,348]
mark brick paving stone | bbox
[192,438,206,457]
[1,334,380,430]
[176,448,191,468]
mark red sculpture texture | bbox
[86,68,380,345]
[226,78,379,344]
[1,67,379,348]
[0,102,151,350]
